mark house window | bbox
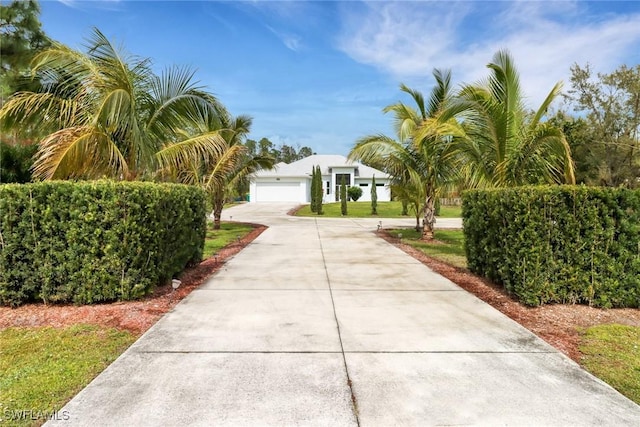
[359,183,368,187]
[326,181,330,195]
[335,174,351,201]
[376,183,384,187]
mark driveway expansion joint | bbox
[316,218,361,427]
[341,350,558,354]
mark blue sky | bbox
[39,0,640,155]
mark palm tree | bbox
[0,28,226,180]
[169,112,274,229]
[350,69,463,240]
[389,168,426,232]
[451,50,575,187]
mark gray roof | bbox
[255,154,389,179]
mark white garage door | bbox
[256,182,300,202]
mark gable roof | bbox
[254,154,389,179]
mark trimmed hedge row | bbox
[462,186,640,308]
[0,181,206,306]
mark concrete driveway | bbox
[48,203,640,426]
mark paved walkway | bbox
[49,203,640,426]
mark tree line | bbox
[245,137,313,164]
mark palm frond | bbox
[155,131,227,173]
[31,126,128,180]
[202,144,246,193]
[530,81,563,128]
[426,69,452,116]
[399,83,426,119]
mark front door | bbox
[335,173,351,201]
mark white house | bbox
[249,154,391,203]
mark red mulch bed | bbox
[0,224,267,336]
[379,230,640,363]
[286,205,304,216]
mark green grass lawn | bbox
[389,228,467,268]
[580,324,640,405]
[0,325,136,426]
[202,221,255,259]
[437,205,463,218]
[296,201,462,218]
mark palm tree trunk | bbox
[212,194,224,230]
[422,195,435,240]
[413,202,421,232]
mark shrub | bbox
[348,186,363,201]
[0,181,206,306]
[310,166,318,213]
[371,175,378,215]
[340,176,347,215]
[315,165,324,215]
[462,186,640,308]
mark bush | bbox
[371,175,378,215]
[348,186,363,201]
[310,166,318,213]
[316,166,324,215]
[462,186,640,308]
[340,176,347,215]
[0,181,206,306]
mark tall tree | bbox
[273,143,315,163]
[299,146,313,158]
[279,144,298,163]
[449,50,575,187]
[0,28,226,181]
[548,111,600,185]
[565,63,640,187]
[0,0,50,100]
[244,138,257,156]
[258,137,275,158]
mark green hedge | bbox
[462,186,640,308]
[0,181,206,306]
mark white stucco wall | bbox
[354,178,391,202]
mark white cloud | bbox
[57,0,77,7]
[338,1,469,77]
[337,0,640,108]
[266,25,303,52]
[57,0,122,11]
